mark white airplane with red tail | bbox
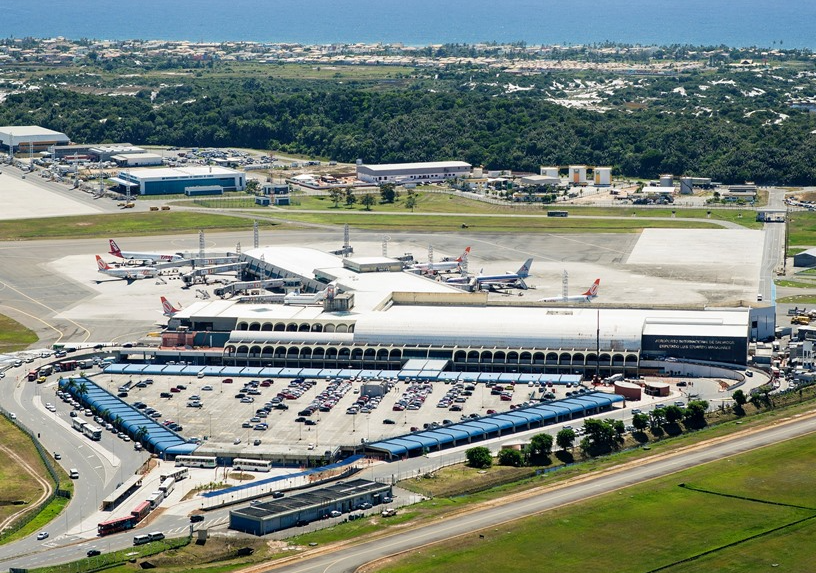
[161,297,182,317]
[538,279,600,303]
[95,255,157,282]
[108,239,185,263]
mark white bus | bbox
[82,424,102,441]
[146,490,165,510]
[159,467,189,482]
[174,455,217,469]
[158,477,175,496]
[72,418,87,433]
[232,458,273,473]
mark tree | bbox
[529,433,554,458]
[77,381,89,398]
[405,193,417,212]
[556,428,575,451]
[134,425,149,442]
[664,405,684,424]
[361,193,375,211]
[581,419,621,455]
[379,183,398,204]
[732,389,747,407]
[684,400,708,425]
[465,446,492,469]
[498,448,523,467]
[649,407,667,429]
[632,413,650,433]
[329,188,342,208]
[345,187,356,206]
[245,179,260,194]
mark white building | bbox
[0,125,69,155]
[356,161,471,184]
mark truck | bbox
[792,315,811,325]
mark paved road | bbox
[256,413,816,573]
[759,188,786,302]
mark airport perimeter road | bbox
[759,188,786,302]
[260,415,816,573]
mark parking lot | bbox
[88,372,595,456]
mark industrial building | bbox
[229,479,392,535]
[90,145,146,162]
[356,161,472,184]
[0,125,70,154]
[111,152,163,167]
[794,248,816,268]
[153,247,759,373]
[111,166,246,195]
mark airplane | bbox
[408,247,471,273]
[108,239,186,263]
[448,258,533,290]
[538,279,600,303]
[95,255,157,282]
[160,297,182,317]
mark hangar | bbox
[112,166,246,195]
[0,125,70,154]
[356,161,472,184]
[156,247,753,372]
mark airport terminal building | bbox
[356,161,472,184]
[158,247,755,375]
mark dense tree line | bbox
[3,78,816,184]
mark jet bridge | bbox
[213,278,300,298]
[181,262,248,285]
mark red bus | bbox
[97,515,135,536]
[59,360,78,372]
[131,501,151,524]
[27,370,39,382]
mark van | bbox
[148,532,165,541]
[197,371,205,378]
[69,469,80,479]
[133,534,151,545]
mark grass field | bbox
[0,212,281,241]
[787,211,816,248]
[377,434,816,573]
[0,314,38,353]
[774,279,816,288]
[0,417,52,533]
[777,294,816,304]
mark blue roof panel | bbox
[422,431,456,446]
[260,367,282,377]
[220,366,245,375]
[366,441,408,456]
[433,427,472,441]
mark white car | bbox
[36,531,49,540]
[201,386,213,391]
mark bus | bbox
[83,424,103,441]
[232,458,273,473]
[98,515,135,536]
[72,418,87,433]
[39,364,54,376]
[146,491,165,510]
[131,500,151,523]
[27,369,39,382]
[59,360,78,372]
[158,477,175,496]
[133,534,152,545]
[546,210,569,218]
[174,455,217,469]
[159,467,189,482]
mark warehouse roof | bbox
[0,125,69,138]
[358,161,471,172]
[124,166,241,179]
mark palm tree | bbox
[134,425,149,442]
[77,381,89,399]
[64,378,77,394]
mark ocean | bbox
[4,0,816,49]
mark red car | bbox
[486,409,497,415]
[170,387,180,393]
[222,378,233,384]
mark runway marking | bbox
[0,279,91,342]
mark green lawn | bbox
[0,212,281,241]
[378,434,816,573]
[774,279,816,288]
[787,211,816,247]
[0,314,37,353]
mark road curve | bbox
[249,412,816,573]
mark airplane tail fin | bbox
[108,239,122,258]
[161,296,181,315]
[96,255,110,271]
[517,258,533,278]
[583,279,600,298]
[456,246,471,263]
